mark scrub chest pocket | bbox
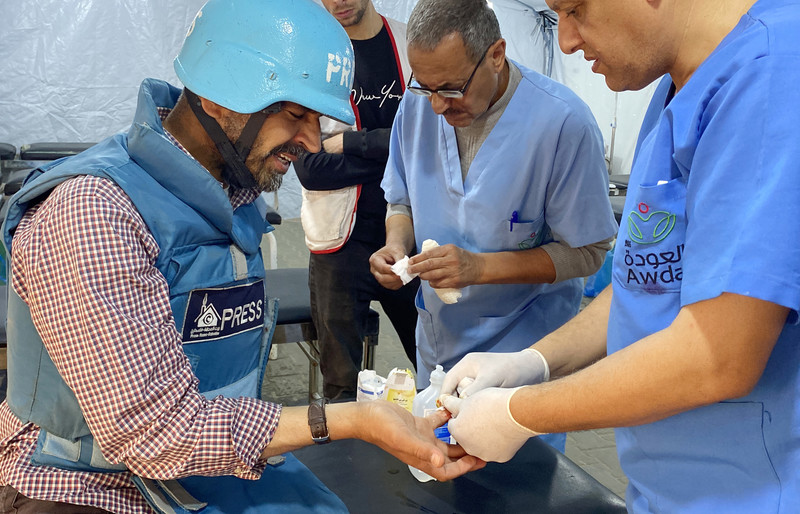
[614,178,687,294]
[502,212,549,251]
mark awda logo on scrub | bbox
[623,204,683,288]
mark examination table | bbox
[294,436,627,513]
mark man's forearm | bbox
[533,285,612,379]
[512,292,788,434]
[478,247,557,284]
[342,128,391,160]
[478,237,613,285]
[541,237,614,283]
[262,399,486,482]
[262,403,363,457]
[295,151,386,190]
[385,212,415,255]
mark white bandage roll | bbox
[421,239,462,304]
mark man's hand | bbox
[369,244,407,290]
[322,133,344,154]
[441,349,550,398]
[440,387,539,463]
[360,400,486,480]
[408,244,484,289]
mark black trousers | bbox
[308,237,419,399]
[0,485,111,513]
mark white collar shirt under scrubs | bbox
[382,60,618,385]
[607,0,800,511]
[0,109,280,514]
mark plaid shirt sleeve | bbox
[11,175,281,480]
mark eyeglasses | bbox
[406,46,490,99]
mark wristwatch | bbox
[308,394,331,444]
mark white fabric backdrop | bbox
[0,1,205,147]
[0,0,655,218]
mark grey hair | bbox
[407,0,501,62]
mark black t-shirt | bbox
[346,25,403,241]
[294,24,403,245]
[351,25,403,130]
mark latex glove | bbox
[441,348,550,398]
[440,387,540,463]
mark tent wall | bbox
[0,1,205,148]
[0,0,655,219]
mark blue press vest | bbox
[2,80,275,473]
[0,78,346,514]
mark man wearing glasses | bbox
[369,0,617,452]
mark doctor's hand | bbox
[440,387,541,463]
[441,349,550,398]
[370,244,407,290]
[408,244,484,289]
[361,399,486,480]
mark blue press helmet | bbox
[174,0,356,125]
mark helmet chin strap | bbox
[185,89,281,190]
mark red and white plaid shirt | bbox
[0,111,282,513]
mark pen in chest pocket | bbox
[509,211,519,231]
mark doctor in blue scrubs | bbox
[440,0,800,511]
[369,0,618,453]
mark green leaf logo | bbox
[628,208,676,245]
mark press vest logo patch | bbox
[182,281,264,343]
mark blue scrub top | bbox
[608,0,800,511]
[383,61,618,385]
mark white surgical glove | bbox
[441,348,550,398]
[440,387,540,463]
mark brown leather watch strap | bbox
[308,394,330,444]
